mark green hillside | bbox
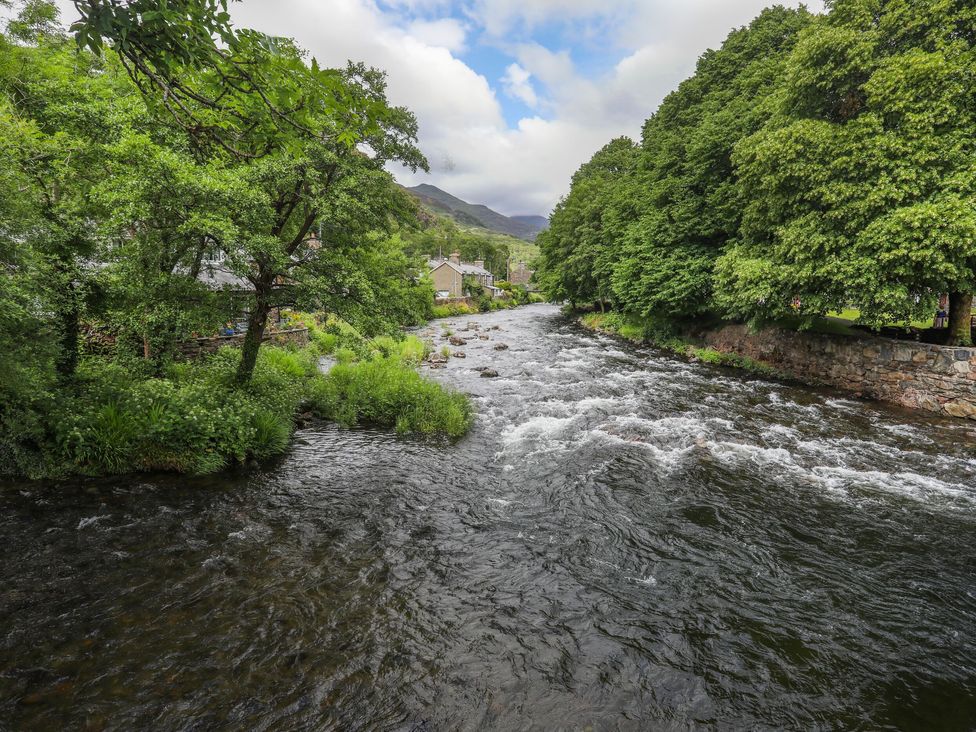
[407,184,548,242]
[403,200,540,279]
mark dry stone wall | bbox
[177,328,309,360]
[699,324,976,420]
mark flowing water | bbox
[2,305,976,731]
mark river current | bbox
[2,305,975,730]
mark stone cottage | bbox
[429,251,503,299]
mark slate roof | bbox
[428,259,493,277]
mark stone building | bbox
[508,260,535,289]
[429,251,502,299]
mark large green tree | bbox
[611,6,812,318]
[536,137,639,309]
[0,16,139,378]
[536,6,812,316]
[716,0,976,344]
[186,43,429,383]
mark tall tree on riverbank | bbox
[611,6,812,319]
[536,137,639,309]
[0,15,138,379]
[716,0,976,344]
[191,43,428,383]
[536,6,812,316]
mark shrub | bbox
[371,335,398,358]
[394,335,429,365]
[322,315,373,359]
[431,302,478,319]
[250,410,292,460]
[1,314,471,480]
[307,357,471,438]
[335,347,358,365]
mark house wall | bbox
[431,265,462,297]
[509,263,534,288]
[698,324,976,420]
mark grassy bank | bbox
[578,311,785,379]
[431,287,546,319]
[1,316,470,481]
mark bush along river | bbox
[2,304,975,730]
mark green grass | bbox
[2,313,472,480]
[307,356,471,438]
[579,311,786,379]
[827,308,931,330]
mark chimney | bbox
[449,250,461,265]
[474,259,485,270]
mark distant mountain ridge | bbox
[407,184,548,242]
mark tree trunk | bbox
[947,291,973,346]
[235,290,271,384]
[56,287,80,381]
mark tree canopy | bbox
[0,0,434,395]
[538,0,976,345]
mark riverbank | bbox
[579,311,976,421]
[578,312,786,378]
[0,316,471,481]
[432,289,547,319]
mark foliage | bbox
[537,7,811,316]
[539,0,976,346]
[308,357,471,438]
[0,0,466,480]
[715,0,976,344]
[431,301,479,318]
[578,312,784,379]
[2,330,470,479]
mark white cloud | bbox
[500,63,538,108]
[406,17,468,53]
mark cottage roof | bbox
[429,259,493,277]
[429,259,462,274]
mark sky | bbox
[54,0,825,217]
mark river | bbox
[2,304,975,730]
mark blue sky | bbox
[52,0,824,216]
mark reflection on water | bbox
[2,305,975,730]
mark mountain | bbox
[510,215,549,232]
[407,184,548,242]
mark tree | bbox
[535,7,812,317]
[536,137,639,308]
[0,19,140,378]
[297,232,433,336]
[190,46,428,383]
[89,131,246,365]
[610,6,811,318]
[716,0,976,344]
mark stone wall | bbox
[699,324,976,420]
[177,327,309,360]
[434,296,477,307]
